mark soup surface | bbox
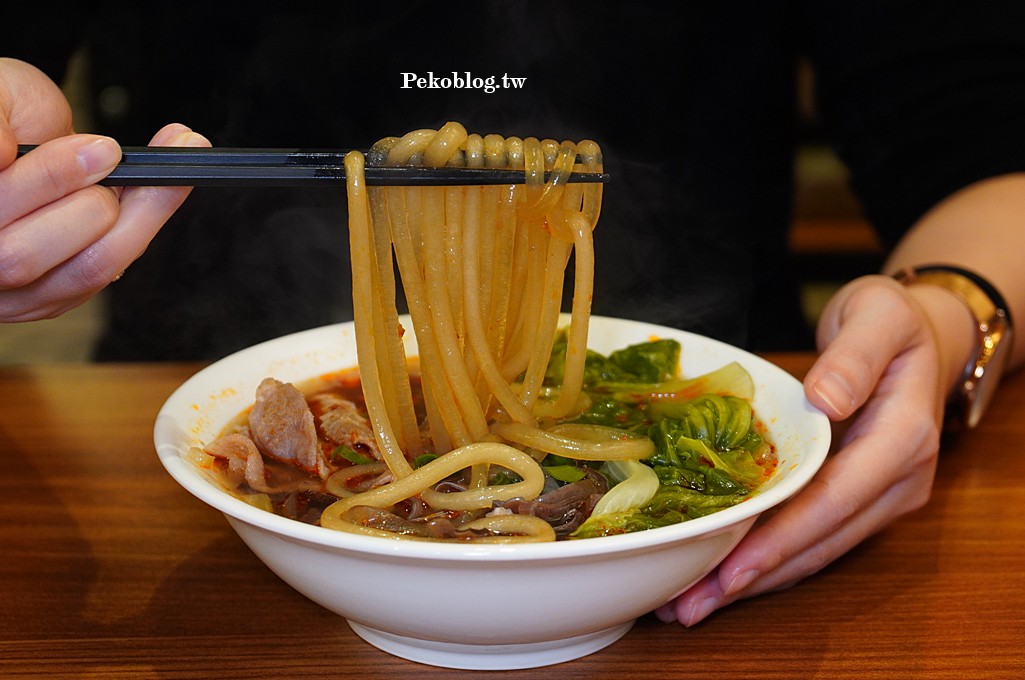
[190,336,777,541]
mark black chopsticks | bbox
[15,145,610,187]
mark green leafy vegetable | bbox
[570,509,687,538]
[650,394,753,450]
[543,464,588,483]
[545,332,636,388]
[590,459,660,516]
[332,445,374,466]
[647,395,768,490]
[644,486,749,518]
[537,328,776,540]
[650,464,706,490]
[606,361,755,404]
[546,335,683,389]
[568,396,649,432]
[489,469,524,485]
[413,453,439,468]
[606,339,680,383]
[569,486,750,539]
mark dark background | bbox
[9,1,1025,361]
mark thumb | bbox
[0,58,74,167]
[805,275,924,419]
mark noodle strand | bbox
[339,125,615,542]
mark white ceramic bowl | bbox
[154,316,830,670]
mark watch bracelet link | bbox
[892,263,1014,428]
[894,264,1012,325]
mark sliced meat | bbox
[494,472,608,538]
[204,432,273,492]
[205,430,326,495]
[310,392,381,461]
[248,377,328,478]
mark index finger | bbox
[0,134,121,225]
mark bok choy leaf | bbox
[590,459,660,516]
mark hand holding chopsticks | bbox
[1,119,210,322]
[15,145,610,187]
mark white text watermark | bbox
[400,72,526,94]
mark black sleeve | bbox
[804,0,1025,246]
[5,8,91,82]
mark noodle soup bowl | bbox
[155,316,830,670]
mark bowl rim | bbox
[155,316,831,562]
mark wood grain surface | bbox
[2,359,1023,679]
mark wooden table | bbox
[2,358,1024,679]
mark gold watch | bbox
[894,264,1014,428]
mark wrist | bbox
[900,282,977,400]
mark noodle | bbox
[490,422,656,461]
[321,441,545,520]
[324,122,615,541]
[323,509,557,543]
[198,121,775,543]
[325,461,389,498]
[344,152,413,478]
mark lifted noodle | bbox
[329,123,624,542]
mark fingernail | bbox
[725,569,758,595]
[180,131,211,148]
[653,603,677,623]
[812,373,854,416]
[683,597,718,627]
[165,122,191,136]
[164,128,210,150]
[77,137,121,177]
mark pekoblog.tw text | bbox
[400,72,526,94]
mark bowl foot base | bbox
[347,619,635,670]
